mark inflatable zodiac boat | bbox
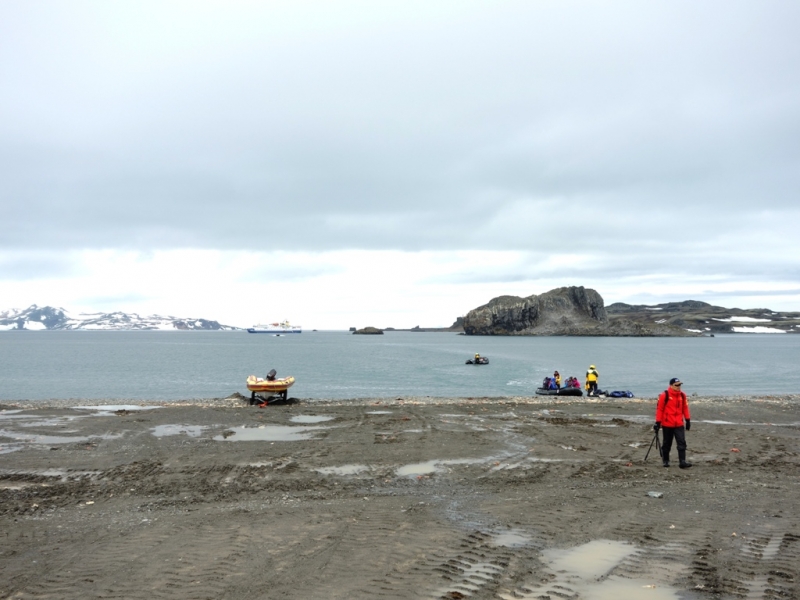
[246,373,295,404]
[535,387,583,397]
[465,357,489,365]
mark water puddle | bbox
[151,424,207,438]
[761,534,783,560]
[538,540,679,600]
[0,468,101,486]
[214,425,328,442]
[396,457,491,477]
[491,529,531,548]
[0,429,123,454]
[0,412,86,428]
[0,429,123,446]
[546,539,639,578]
[316,464,369,476]
[434,562,505,598]
[365,410,393,415]
[74,405,160,416]
[290,415,334,424]
[0,410,24,419]
[397,459,440,477]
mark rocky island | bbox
[606,300,800,334]
[463,286,698,336]
[352,326,384,335]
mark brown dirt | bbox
[1,395,799,599]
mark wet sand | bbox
[1,394,799,599]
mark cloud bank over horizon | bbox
[2,1,799,327]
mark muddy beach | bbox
[1,394,799,599]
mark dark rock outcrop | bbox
[606,301,800,334]
[463,287,698,336]
[353,326,384,335]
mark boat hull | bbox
[535,387,583,397]
[247,328,302,334]
[246,375,296,393]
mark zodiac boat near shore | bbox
[535,387,583,397]
[246,371,295,405]
[247,320,302,334]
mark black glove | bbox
[685,419,691,431]
[653,422,661,432]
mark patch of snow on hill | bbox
[712,316,772,323]
[731,326,786,333]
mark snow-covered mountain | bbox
[0,305,240,331]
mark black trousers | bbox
[587,382,598,395]
[661,426,687,460]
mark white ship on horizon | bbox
[247,320,302,334]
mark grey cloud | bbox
[0,253,77,280]
[76,293,152,310]
[238,262,345,283]
[1,0,799,273]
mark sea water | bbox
[0,330,798,401]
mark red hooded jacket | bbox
[656,388,690,428]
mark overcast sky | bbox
[2,1,799,329]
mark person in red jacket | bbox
[654,377,692,468]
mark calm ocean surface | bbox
[0,331,797,402]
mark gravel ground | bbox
[1,394,798,599]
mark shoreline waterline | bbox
[3,392,799,410]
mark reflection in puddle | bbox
[501,539,681,599]
[290,415,335,424]
[316,464,369,476]
[546,539,639,579]
[396,457,489,477]
[397,460,439,477]
[151,424,207,438]
[536,540,678,600]
[214,425,327,442]
[491,529,531,548]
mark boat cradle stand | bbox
[250,390,289,407]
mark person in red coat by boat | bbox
[654,378,692,468]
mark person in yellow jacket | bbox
[585,365,599,396]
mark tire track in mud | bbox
[683,524,800,598]
[356,523,542,600]
[735,527,800,599]
[273,500,464,599]
[15,519,253,600]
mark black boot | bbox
[662,458,670,467]
[678,450,692,469]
